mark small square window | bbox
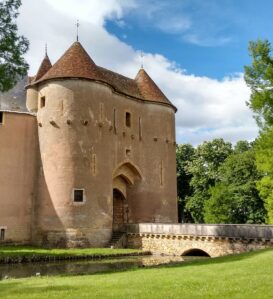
[40,96,46,108]
[74,189,84,202]
[0,228,5,241]
[126,112,131,127]
[126,149,131,157]
[0,112,3,124]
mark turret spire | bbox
[76,20,80,42]
[140,51,144,69]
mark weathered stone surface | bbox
[126,224,273,257]
[0,42,178,248]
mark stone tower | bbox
[22,41,178,247]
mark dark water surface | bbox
[0,255,208,280]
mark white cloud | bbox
[156,17,192,34]
[44,0,136,26]
[18,0,258,145]
[183,33,232,47]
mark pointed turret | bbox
[37,42,102,83]
[135,68,172,106]
[33,53,52,82]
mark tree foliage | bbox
[244,40,273,128]
[184,139,232,223]
[204,145,266,224]
[244,39,273,223]
[176,144,194,223]
[255,128,273,223]
[176,139,265,224]
[0,0,29,92]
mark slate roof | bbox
[0,76,28,113]
[30,42,175,110]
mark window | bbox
[40,96,46,108]
[125,112,131,127]
[0,112,3,124]
[0,229,5,241]
[74,189,84,202]
[126,149,131,157]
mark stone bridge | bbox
[126,223,273,257]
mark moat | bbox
[0,255,208,280]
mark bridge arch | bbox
[181,248,210,257]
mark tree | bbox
[244,40,273,128]
[204,143,266,224]
[244,39,273,223]
[0,0,29,92]
[185,139,232,223]
[176,144,195,223]
[255,128,273,223]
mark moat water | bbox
[0,255,208,280]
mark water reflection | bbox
[0,255,209,280]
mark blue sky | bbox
[106,0,273,79]
[18,0,273,145]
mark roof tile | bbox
[30,42,175,110]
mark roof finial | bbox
[140,51,144,69]
[76,19,80,42]
[45,43,48,56]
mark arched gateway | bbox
[112,162,142,231]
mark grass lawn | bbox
[0,246,143,259]
[1,248,273,299]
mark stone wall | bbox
[0,112,38,244]
[126,224,273,257]
[31,79,177,247]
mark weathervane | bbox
[76,20,80,42]
[45,43,48,56]
[140,51,144,69]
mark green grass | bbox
[0,245,142,259]
[1,248,273,299]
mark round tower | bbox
[26,41,178,248]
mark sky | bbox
[17,0,273,145]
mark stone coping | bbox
[126,223,273,240]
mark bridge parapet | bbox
[126,223,273,257]
[126,223,273,240]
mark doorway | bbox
[113,189,128,231]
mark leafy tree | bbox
[204,184,234,223]
[255,128,273,223]
[185,139,232,223]
[204,143,266,224]
[176,144,195,223]
[244,39,273,223]
[0,0,29,92]
[244,39,273,128]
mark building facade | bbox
[0,42,177,247]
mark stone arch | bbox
[181,248,211,257]
[112,162,142,231]
[113,161,142,186]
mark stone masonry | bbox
[126,223,273,257]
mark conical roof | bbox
[37,42,102,82]
[135,68,171,106]
[28,41,176,111]
[33,54,52,82]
